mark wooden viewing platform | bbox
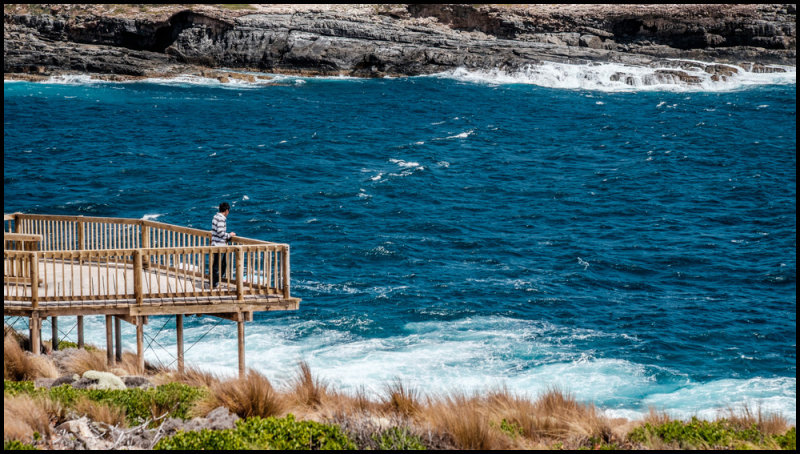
[3,213,300,376]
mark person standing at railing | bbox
[211,202,236,287]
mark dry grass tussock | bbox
[4,333,59,381]
[72,396,127,427]
[152,365,223,388]
[422,392,512,450]
[383,378,421,417]
[723,405,789,435]
[61,349,150,376]
[195,369,285,419]
[288,360,329,411]
[3,394,57,443]
[412,387,618,450]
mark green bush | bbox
[3,440,38,450]
[628,417,779,449]
[54,341,97,351]
[774,427,796,450]
[155,414,357,450]
[372,427,426,450]
[154,428,249,450]
[3,380,35,395]
[4,380,205,425]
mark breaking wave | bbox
[437,60,796,92]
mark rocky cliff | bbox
[3,4,796,83]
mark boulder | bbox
[82,370,126,390]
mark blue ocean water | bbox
[3,73,796,422]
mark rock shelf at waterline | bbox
[3,4,796,86]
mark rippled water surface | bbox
[3,75,796,421]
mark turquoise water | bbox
[3,73,796,422]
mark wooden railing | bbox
[3,213,291,307]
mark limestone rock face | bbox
[3,4,796,79]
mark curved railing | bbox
[3,213,291,308]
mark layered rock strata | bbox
[3,4,796,82]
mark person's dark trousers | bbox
[211,250,227,287]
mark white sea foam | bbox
[13,314,794,423]
[435,60,796,92]
[446,129,474,139]
[141,213,162,221]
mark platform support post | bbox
[51,316,59,351]
[176,314,184,374]
[30,313,40,355]
[105,315,115,366]
[136,316,144,374]
[115,316,122,361]
[237,313,245,378]
[77,315,84,348]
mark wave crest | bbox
[436,60,796,92]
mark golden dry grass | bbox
[73,397,127,427]
[3,394,56,442]
[723,405,789,435]
[4,334,59,381]
[383,378,421,417]
[288,360,328,409]
[422,393,511,450]
[61,348,149,376]
[152,365,223,388]
[195,369,286,419]
[61,348,110,375]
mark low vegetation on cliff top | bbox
[3,330,796,450]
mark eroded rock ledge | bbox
[3,4,796,82]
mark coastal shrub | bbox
[154,428,248,450]
[6,381,205,425]
[55,341,97,351]
[3,440,38,450]
[774,427,795,450]
[628,417,783,449]
[4,379,36,395]
[372,427,427,450]
[154,415,357,450]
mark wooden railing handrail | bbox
[7,213,286,247]
[4,233,43,242]
[4,214,293,304]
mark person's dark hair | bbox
[219,202,230,213]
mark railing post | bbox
[236,246,244,301]
[77,219,85,250]
[140,223,150,270]
[134,249,143,305]
[282,245,290,299]
[30,251,39,309]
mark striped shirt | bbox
[211,212,232,245]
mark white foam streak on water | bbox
[437,61,796,92]
[17,60,795,93]
[141,213,162,221]
[11,314,794,423]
